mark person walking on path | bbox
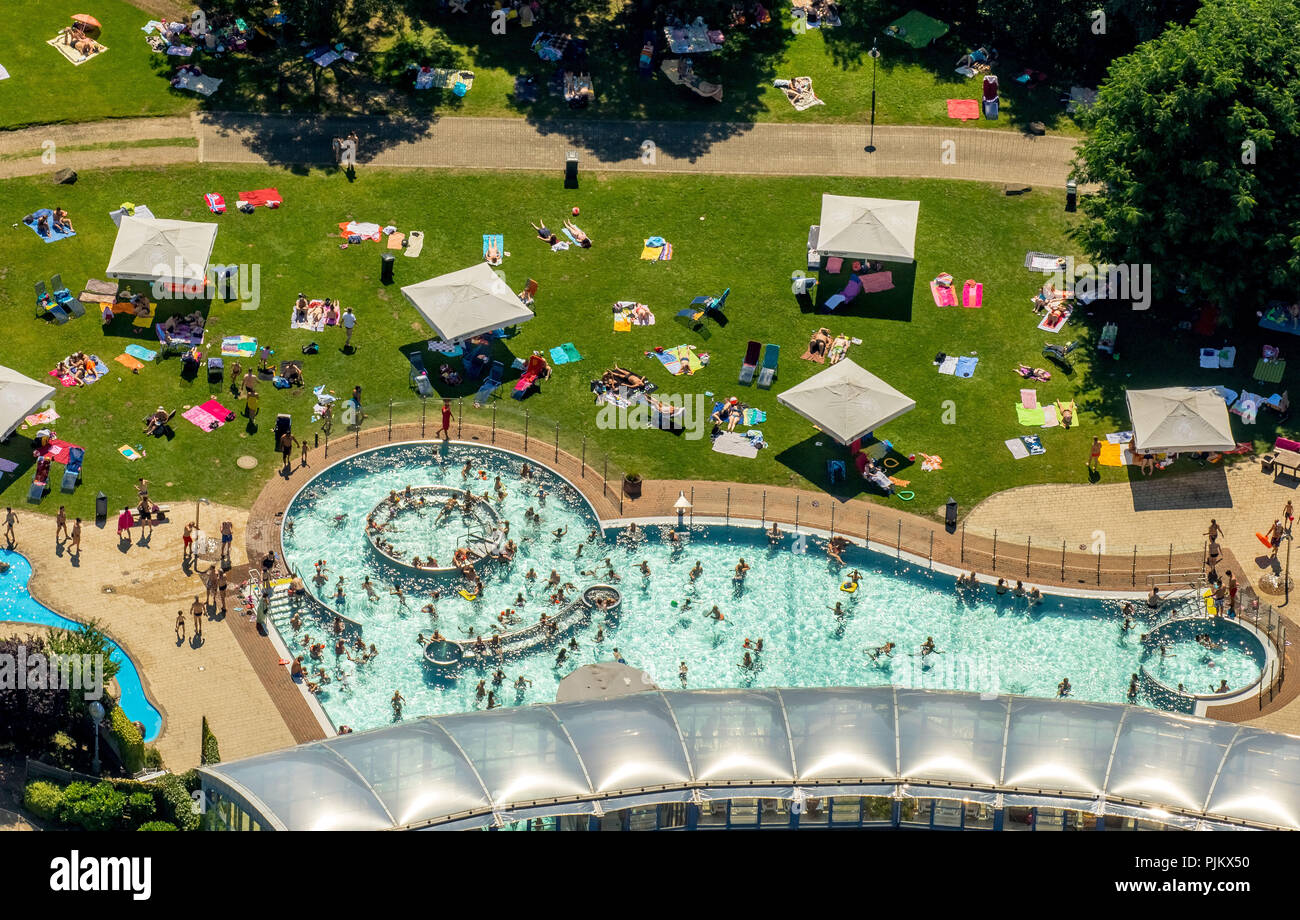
[1270,519,1285,559]
[1088,436,1101,474]
[70,518,81,556]
[279,429,297,472]
[341,308,357,349]
[220,520,233,564]
[1205,519,1222,541]
[56,505,69,542]
[218,569,229,615]
[301,438,310,468]
[183,521,195,560]
[1285,501,1294,534]
[190,595,204,639]
[204,565,219,606]
[175,609,185,643]
[440,400,453,440]
[117,507,134,541]
[4,507,16,545]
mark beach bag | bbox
[302,342,319,355]
[273,376,291,389]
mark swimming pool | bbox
[279,443,1265,734]
[0,549,163,741]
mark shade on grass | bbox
[0,164,1273,523]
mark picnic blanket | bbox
[24,209,76,243]
[860,272,894,294]
[414,67,474,91]
[1259,302,1300,337]
[640,240,674,261]
[1025,251,1066,272]
[338,221,382,241]
[549,343,582,365]
[885,10,950,48]
[947,99,979,121]
[613,302,655,331]
[173,71,222,95]
[239,188,282,208]
[664,23,723,54]
[711,432,759,459]
[290,300,327,331]
[50,358,108,387]
[1254,358,1287,384]
[652,345,703,376]
[182,399,235,432]
[955,356,979,378]
[222,335,259,357]
[776,77,823,111]
[36,439,80,465]
[23,409,59,428]
[937,356,958,375]
[47,35,107,65]
[404,230,424,257]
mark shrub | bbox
[125,791,157,828]
[143,746,164,771]
[200,716,221,765]
[137,821,178,831]
[23,781,64,822]
[60,781,126,832]
[108,705,145,774]
[154,774,200,832]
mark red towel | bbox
[947,99,979,120]
[37,439,80,465]
[205,193,226,214]
[238,188,283,208]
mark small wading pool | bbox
[0,550,163,741]
[278,443,1267,734]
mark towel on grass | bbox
[200,399,234,422]
[1041,404,1058,427]
[1005,437,1031,459]
[654,345,703,376]
[962,280,983,308]
[937,356,958,375]
[776,76,824,111]
[386,232,405,250]
[483,234,504,263]
[1020,388,1037,409]
[743,408,766,425]
[25,209,76,243]
[549,343,581,365]
[1025,251,1066,272]
[955,356,979,378]
[118,445,143,461]
[920,452,943,472]
[38,439,79,465]
[223,335,259,356]
[711,431,759,458]
[291,301,326,331]
[115,354,145,371]
[23,409,59,428]
[1098,443,1127,466]
[47,36,107,66]
[930,279,957,307]
[338,221,381,241]
[182,406,221,430]
[125,344,157,362]
[1038,308,1071,333]
[1016,404,1047,426]
[1105,430,1134,444]
[947,98,979,120]
[239,188,282,208]
[1199,348,1220,369]
[0,459,18,472]
[173,71,222,96]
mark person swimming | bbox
[705,605,725,621]
[1057,677,1072,698]
[689,561,703,582]
[920,637,938,658]
[867,642,895,661]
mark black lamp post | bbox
[865,41,881,153]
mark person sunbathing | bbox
[308,301,326,326]
[828,334,850,365]
[52,208,72,232]
[1015,364,1051,381]
[131,294,151,317]
[564,220,592,248]
[530,220,558,245]
[101,304,115,327]
[324,301,340,325]
[807,328,831,358]
[605,366,646,389]
[144,407,174,436]
[35,213,51,237]
[284,364,305,387]
[294,298,309,324]
[485,237,502,264]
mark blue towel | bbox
[955,356,979,378]
[550,346,570,365]
[561,227,577,245]
[483,234,503,259]
[26,210,76,243]
[125,344,157,362]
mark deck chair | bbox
[738,340,761,384]
[35,282,70,324]
[61,447,84,493]
[1043,340,1080,373]
[756,343,780,388]
[513,354,548,400]
[50,274,76,307]
[474,360,505,406]
[407,350,433,395]
[29,458,50,503]
[827,458,846,483]
[518,278,539,306]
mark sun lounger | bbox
[474,361,505,406]
[28,470,48,502]
[1098,323,1118,354]
[738,340,761,384]
[756,343,779,389]
[60,447,84,493]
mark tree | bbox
[1073,0,1300,313]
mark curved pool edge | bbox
[3,548,166,743]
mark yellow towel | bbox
[640,245,664,260]
[614,316,632,332]
[1097,442,1125,467]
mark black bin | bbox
[381,253,395,285]
[564,150,579,189]
[945,497,958,533]
[95,491,108,523]
[1065,179,1077,213]
[274,413,291,446]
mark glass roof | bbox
[198,688,1297,831]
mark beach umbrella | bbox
[401,262,534,343]
[1125,387,1236,453]
[72,14,102,30]
[777,358,915,445]
[0,365,57,441]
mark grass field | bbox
[0,163,1280,525]
[1,0,1084,136]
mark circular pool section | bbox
[1139,617,1267,713]
[364,485,502,574]
[278,442,1265,734]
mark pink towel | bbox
[182,406,219,430]
[962,280,983,308]
[947,99,979,120]
[825,257,843,274]
[860,272,894,294]
[930,280,956,307]
[200,399,234,422]
[1020,389,1037,409]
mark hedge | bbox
[59,781,127,832]
[138,821,178,831]
[108,705,145,774]
[200,716,221,766]
[155,773,200,832]
[23,780,64,821]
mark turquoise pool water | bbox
[280,444,1264,733]
[0,549,163,741]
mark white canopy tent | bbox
[400,263,535,343]
[814,195,920,262]
[105,216,218,283]
[777,358,915,445]
[1126,387,1236,453]
[0,365,57,441]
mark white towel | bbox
[1041,405,1058,427]
[1199,348,1219,369]
[1005,438,1030,459]
[937,356,958,375]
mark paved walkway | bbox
[0,112,1083,187]
[13,503,296,770]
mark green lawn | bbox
[2,0,1084,136]
[0,0,197,129]
[0,164,1280,524]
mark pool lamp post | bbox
[674,491,692,529]
[88,700,105,774]
[195,496,210,531]
[865,41,881,153]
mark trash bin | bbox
[95,491,108,523]
[945,497,958,533]
[274,413,291,447]
[564,150,579,188]
[1065,179,1077,213]
[381,253,395,285]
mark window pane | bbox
[628,806,657,832]
[965,802,995,829]
[800,795,829,825]
[599,810,626,831]
[698,799,728,827]
[761,798,790,826]
[729,798,759,826]
[933,800,963,827]
[830,796,861,824]
[1005,806,1035,831]
[901,798,933,826]
[1036,807,1065,831]
[658,803,687,829]
[863,796,894,824]
[558,814,590,832]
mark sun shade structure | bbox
[1125,387,1236,453]
[0,365,57,440]
[814,195,920,262]
[401,262,535,343]
[777,358,915,444]
[556,662,658,703]
[105,216,219,284]
[197,687,1300,831]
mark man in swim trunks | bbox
[867,642,895,661]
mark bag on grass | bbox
[302,342,319,355]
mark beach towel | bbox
[239,188,282,208]
[38,439,79,465]
[860,272,894,294]
[549,343,581,365]
[777,76,824,111]
[173,71,222,95]
[1038,308,1071,333]
[743,408,767,425]
[338,221,381,241]
[930,279,957,307]
[641,244,663,260]
[23,409,59,428]
[1025,252,1065,272]
[1211,386,1237,406]
[0,65,9,81]
[404,230,424,257]
[613,302,655,331]
[205,193,226,214]
[290,300,327,332]
[182,406,221,431]
[125,344,157,362]
[24,209,76,243]
[962,280,983,308]
[0,459,17,473]
[1041,405,1058,428]
[1105,431,1134,444]
[920,452,943,472]
[1022,435,1045,455]
[115,354,145,372]
[1020,389,1037,409]
[947,99,979,120]
[1218,346,1236,368]
[955,356,979,378]
[658,243,673,261]
[1005,438,1030,459]
[47,35,107,65]
[415,67,474,90]
[711,431,759,459]
[1016,404,1047,426]
[386,232,405,250]
[223,335,259,356]
[118,445,143,461]
[1098,443,1126,467]
[1199,348,1220,369]
[937,356,958,375]
[201,399,235,422]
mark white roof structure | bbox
[1126,387,1236,453]
[401,263,535,343]
[556,662,658,703]
[815,195,920,262]
[0,366,56,440]
[197,687,1300,831]
[777,358,915,444]
[105,216,218,283]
